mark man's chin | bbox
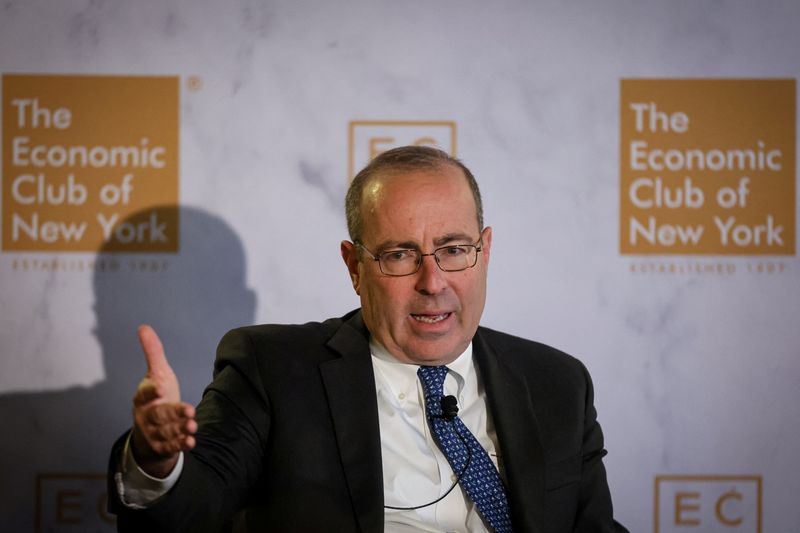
[401,340,466,366]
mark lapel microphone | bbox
[384,395,472,511]
[440,395,459,418]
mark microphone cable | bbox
[384,395,473,511]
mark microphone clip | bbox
[436,395,459,419]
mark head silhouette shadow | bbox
[0,205,255,531]
[93,204,257,406]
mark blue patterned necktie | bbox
[417,365,513,533]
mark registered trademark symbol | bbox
[186,76,203,92]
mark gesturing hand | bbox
[130,324,197,478]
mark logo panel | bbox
[36,474,114,532]
[654,475,762,533]
[348,120,457,180]
[620,79,795,255]
[2,74,179,252]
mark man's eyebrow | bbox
[374,240,419,252]
[433,233,477,246]
[374,233,477,252]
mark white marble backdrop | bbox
[1,1,799,531]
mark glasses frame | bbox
[355,239,483,277]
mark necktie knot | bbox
[417,366,448,416]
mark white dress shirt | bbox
[118,340,502,533]
[371,340,500,533]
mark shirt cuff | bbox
[114,434,184,509]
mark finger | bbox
[139,416,191,444]
[182,404,196,420]
[144,421,197,455]
[149,437,188,456]
[132,378,186,407]
[142,402,194,426]
[134,401,194,429]
[138,425,196,457]
[133,379,161,406]
[158,434,195,455]
[184,416,197,435]
[151,421,188,442]
[137,324,170,377]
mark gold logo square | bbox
[620,79,795,255]
[2,74,179,252]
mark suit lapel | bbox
[317,315,547,531]
[320,312,384,532]
[473,329,545,532]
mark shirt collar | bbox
[369,339,474,397]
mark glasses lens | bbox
[379,249,421,276]
[434,245,476,272]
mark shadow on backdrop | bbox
[0,206,256,531]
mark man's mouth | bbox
[410,312,451,324]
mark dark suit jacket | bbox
[109,310,627,532]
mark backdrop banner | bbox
[1,2,798,532]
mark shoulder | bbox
[475,325,591,384]
[213,309,364,373]
[219,315,346,350]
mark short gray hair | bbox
[345,145,483,242]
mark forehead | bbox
[360,164,479,244]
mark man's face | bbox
[341,164,492,365]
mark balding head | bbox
[345,146,483,243]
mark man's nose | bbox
[414,254,447,295]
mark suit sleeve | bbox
[108,329,271,533]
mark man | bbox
[109,146,627,532]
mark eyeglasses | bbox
[355,240,483,276]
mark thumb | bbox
[137,324,171,378]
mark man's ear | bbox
[480,226,492,266]
[340,240,361,295]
